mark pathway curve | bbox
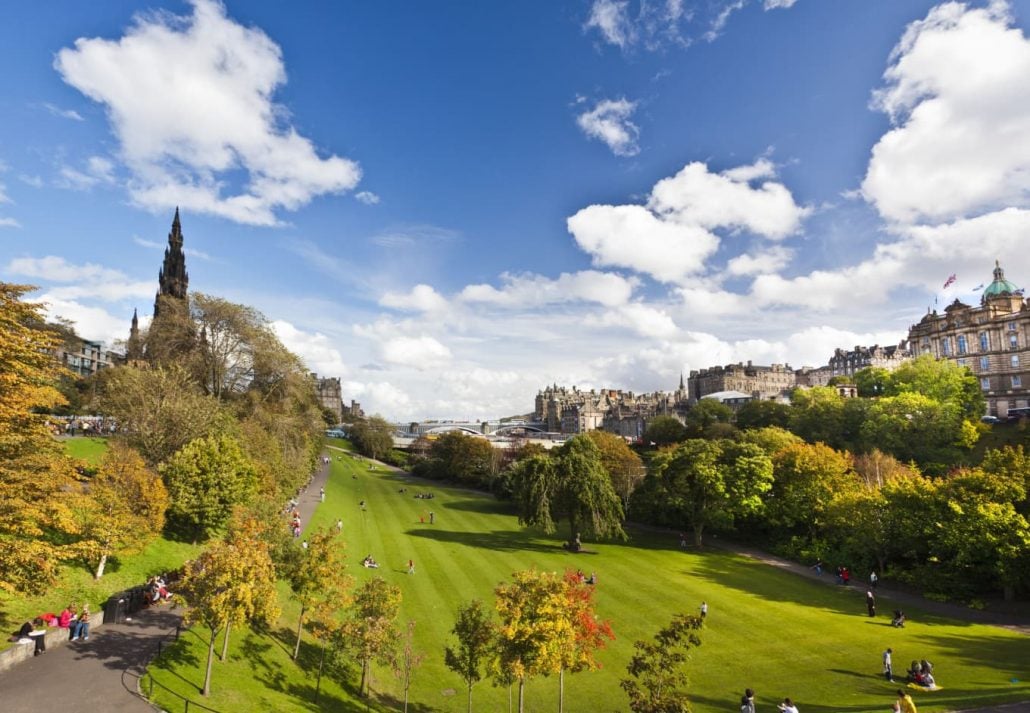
[0,454,331,713]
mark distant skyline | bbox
[3,0,1030,420]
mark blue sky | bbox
[3,0,1030,420]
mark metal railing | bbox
[138,624,221,713]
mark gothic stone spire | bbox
[154,208,189,316]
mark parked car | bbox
[980,415,1001,424]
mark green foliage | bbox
[886,354,985,419]
[419,431,497,486]
[621,614,703,713]
[162,435,257,541]
[337,576,403,697]
[738,426,802,457]
[644,415,687,447]
[288,527,351,660]
[444,599,496,712]
[734,400,791,430]
[684,399,734,438]
[766,442,862,535]
[859,391,971,471]
[584,430,645,504]
[349,416,396,461]
[510,435,626,546]
[788,387,848,449]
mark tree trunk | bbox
[518,678,525,713]
[293,607,305,661]
[558,667,564,713]
[95,552,108,580]
[467,682,473,713]
[202,628,217,696]
[693,522,704,548]
[220,620,231,661]
[315,638,326,702]
[360,658,369,697]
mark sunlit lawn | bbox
[63,435,109,465]
[147,450,1030,713]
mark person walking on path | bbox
[429,511,434,524]
[871,570,879,589]
[883,648,894,683]
[319,487,325,502]
[867,590,876,617]
[408,559,415,575]
[897,690,918,713]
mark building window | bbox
[981,377,991,391]
[1010,334,1019,350]
[957,358,967,368]
[941,338,952,356]
[1013,355,1021,369]
[957,335,968,355]
[980,356,990,371]
[1013,375,1023,388]
[1009,322,1018,331]
[980,332,990,351]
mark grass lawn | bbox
[147,451,1030,713]
[63,436,109,464]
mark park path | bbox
[0,453,331,713]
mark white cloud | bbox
[55,0,360,226]
[587,302,679,339]
[43,103,84,121]
[0,183,10,204]
[567,159,808,283]
[726,246,793,276]
[380,284,448,313]
[0,217,21,228]
[355,191,380,205]
[6,255,126,283]
[585,0,635,48]
[36,295,130,346]
[705,1,745,42]
[863,1,1030,224]
[379,335,452,369]
[57,156,116,190]
[19,175,44,188]
[460,270,637,308]
[576,98,640,157]
[270,320,349,376]
[133,236,212,261]
[43,281,155,302]
[763,0,798,9]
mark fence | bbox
[138,624,221,713]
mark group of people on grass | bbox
[739,687,924,713]
[8,603,92,656]
[145,575,173,605]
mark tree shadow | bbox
[406,528,564,554]
[240,630,288,694]
[440,498,511,515]
[150,630,203,691]
[72,607,185,673]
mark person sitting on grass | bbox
[892,609,906,628]
[362,554,379,568]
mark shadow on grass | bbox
[441,498,510,515]
[915,631,1030,684]
[152,628,204,691]
[240,630,288,695]
[406,528,564,554]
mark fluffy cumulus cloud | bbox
[7,255,126,284]
[576,98,640,156]
[459,270,637,308]
[270,320,349,376]
[54,0,360,226]
[567,159,808,283]
[379,336,452,369]
[726,246,793,276]
[585,0,635,48]
[380,284,448,313]
[863,1,1030,224]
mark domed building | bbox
[907,261,1029,418]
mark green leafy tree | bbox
[494,570,572,713]
[643,415,687,447]
[0,283,82,592]
[444,599,496,713]
[339,576,402,697]
[621,614,703,713]
[557,570,615,713]
[288,527,351,660]
[79,443,168,579]
[423,431,497,485]
[654,439,773,546]
[349,415,395,461]
[734,400,791,430]
[510,435,626,548]
[766,442,862,535]
[981,446,1030,514]
[738,426,803,457]
[854,366,892,398]
[684,399,734,438]
[162,434,257,542]
[584,430,645,504]
[788,387,847,448]
[886,354,985,419]
[179,538,280,696]
[859,391,973,470]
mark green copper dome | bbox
[982,260,1019,299]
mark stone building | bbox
[828,342,910,378]
[687,361,795,402]
[907,261,1029,418]
[311,374,343,423]
[55,338,118,378]
[794,365,833,388]
[534,383,684,436]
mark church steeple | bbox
[154,208,189,316]
[679,372,685,391]
[126,307,143,361]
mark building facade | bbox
[311,374,343,423]
[55,339,118,378]
[828,342,911,378]
[907,261,1029,417]
[687,362,795,402]
[534,382,686,436]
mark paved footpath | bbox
[0,454,331,713]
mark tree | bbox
[859,391,974,470]
[395,621,426,713]
[854,366,892,398]
[288,527,351,660]
[422,431,497,486]
[621,614,703,713]
[654,439,773,546]
[162,435,257,542]
[886,354,985,419]
[510,435,626,548]
[444,599,496,713]
[684,400,734,438]
[0,283,82,593]
[97,365,227,466]
[557,570,614,713]
[643,416,687,447]
[339,576,402,698]
[981,446,1030,514]
[766,442,862,535]
[734,400,791,430]
[585,430,645,504]
[179,538,280,696]
[78,443,168,579]
[788,387,847,448]
[494,570,571,713]
[738,426,803,457]
[349,415,395,461]
[852,449,917,489]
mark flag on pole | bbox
[943,274,957,289]
[972,283,984,291]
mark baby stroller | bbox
[891,609,906,628]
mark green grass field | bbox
[147,451,1030,713]
[62,436,109,464]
